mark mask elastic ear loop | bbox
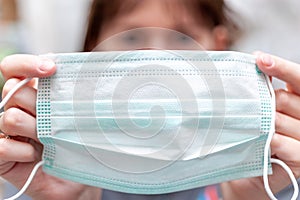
[263,74,299,200]
[0,78,45,200]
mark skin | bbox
[1,0,300,199]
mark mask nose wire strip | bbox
[263,74,299,200]
[0,77,45,200]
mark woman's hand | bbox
[222,52,300,199]
[0,55,101,200]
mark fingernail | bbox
[39,59,55,72]
[261,54,275,67]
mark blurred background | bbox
[0,0,299,199]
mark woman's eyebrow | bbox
[109,21,148,30]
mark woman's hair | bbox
[83,0,239,51]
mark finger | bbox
[0,54,56,80]
[0,138,36,162]
[275,89,300,120]
[0,108,38,141]
[271,133,300,166]
[1,161,47,195]
[256,52,300,94]
[2,78,37,116]
[268,133,300,193]
[275,112,300,141]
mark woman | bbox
[1,0,300,199]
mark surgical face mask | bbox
[1,50,298,200]
[37,50,274,192]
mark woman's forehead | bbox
[107,0,207,29]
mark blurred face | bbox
[96,0,228,51]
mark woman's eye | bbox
[122,34,140,44]
[175,35,193,43]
